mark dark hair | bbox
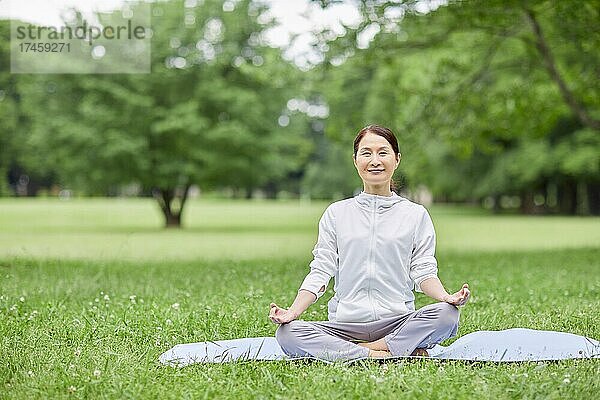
[353,124,401,193]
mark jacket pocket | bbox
[335,288,370,322]
[372,289,409,319]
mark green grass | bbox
[1,198,599,261]
[1,198,599,399]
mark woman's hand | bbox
[443,283,470,306]
[269,303,298,324]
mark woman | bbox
[269,124,470,361]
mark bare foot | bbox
[358,338,388,351]
[368,349,392,358]
[410,348,429,357]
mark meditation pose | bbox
[269,124,471,361]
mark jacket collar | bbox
[354,190,404,212]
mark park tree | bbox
[0,21,19,195]
[17,0,312,227]
[310,0,599,213]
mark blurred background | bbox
[2,4,599,396]
[0,0,598,231]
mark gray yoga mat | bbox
[159,328,600,367]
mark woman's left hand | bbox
[444,283,470,306]
[268,303,298,324]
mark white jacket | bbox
[299,191,439,323]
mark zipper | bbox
[367,197,378,320]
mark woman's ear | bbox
[396,153,402,166]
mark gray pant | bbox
[276,302,459,362]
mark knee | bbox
[434,302,460,330]
[275,320,304,351]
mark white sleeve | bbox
[409,206,439,293]
[298,205,338,303]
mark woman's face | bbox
[353,132,400,189]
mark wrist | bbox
[288,307,300,319]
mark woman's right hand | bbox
[269,303,297,324]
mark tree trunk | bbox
[519,189,536,214]
[264,181,277,199]
[557,179,577,215]
[545,181,558,213]
[587,182,600,216]
[492,194,501,214]
[163,211,181,227]
[153,185,191,228]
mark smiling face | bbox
[353,132,400,195]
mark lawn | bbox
[1,198,599,399]
[1,197,599,261]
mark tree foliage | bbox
[311,0,599,213]
[1,0,598,218]
[14,0,312,226]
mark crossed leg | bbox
[360,302,459,357]
[276,302,459,362]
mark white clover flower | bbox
[93,369,101,377]
[563,378,570,384]
[166,319,173,325]
[74,348,82,357]
[68,385,77,393]
[171,303,180,310]
[27,370,34,377]
[103,294,110,301]
[129,295,137,304]
[19,296,25,302]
